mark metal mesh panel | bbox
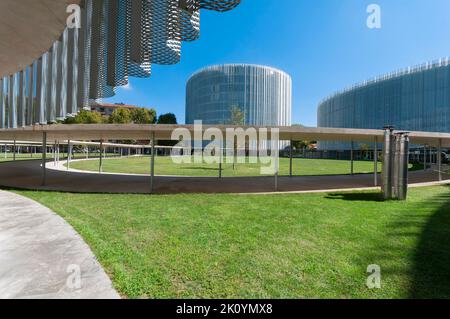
[0,78,4,128]
[2,0,241,126]
[25,65,34,126]
[18,70,26,127]
[199,0,241,12]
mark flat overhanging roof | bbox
[0,0,79,77]
[1,124,450,148]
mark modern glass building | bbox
[318,58,450,150]
[186,64,292,126]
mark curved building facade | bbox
[318,59,450,150]
[186,64,292,126]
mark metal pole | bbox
[397,133,409,200]
[274,139,279,191]
[53,142,56,166]
[99,140,104,173]
[150,133,156,193]
[374,137,378,186]
[42,132,47,186]
[392,135,401,199]
[289,140,293,177]
[423,145,427,170]
[382,127,394,200]
[438,139,442,181]
[350,141,354,175]
[13,139,16,161]
[219,140,223,179]
[4,143,6,159]
[66,140,71,170]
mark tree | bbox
[291,124,314,156]
[156,113,178,147]
[131,107,157,124]
[109,108,132,124]
[229,106,245,126]
[229,106,245,169]
[157,113,177,124]
[359,143,370,160]
[64,109,105,124]
[292,140,310,155]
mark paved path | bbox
[0,190,120,299]
[0,159,448,194]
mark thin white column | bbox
[53,142,57,166]
[42,132,47,186]
[274,139,279,191]
[438,139,442,181]
[219,140,223,179]
[99,140,104,173]
[67,140,71,170]
[150,133,156,193]
[424,145,427,170]
[56,141,60,164]
[350,141,354,175]
[374,138,378,186]
[289,140,293,177]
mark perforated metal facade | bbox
[0,0,240,128]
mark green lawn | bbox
[0,152,118,163]
[0,153,50,162]
[67,156,383,177]
[14,186,450,299]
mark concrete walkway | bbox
[0,159,449,194]
[0,190,120,299]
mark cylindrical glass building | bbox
[317,58,450,150]
[186,64,292,126]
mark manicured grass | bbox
[0,153,50,162]
[14,186,450,298]
[0,152,119,163]
[68,156,383,177]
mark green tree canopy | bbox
[229,106,245,126]
[130,107,157,124]
[64,109,105,124]
[157,113,177,124]
[291,124,315,150]
[109,108,132,124]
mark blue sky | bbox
[107,0,450,126]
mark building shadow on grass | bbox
[357,185,450,298]
[326,185,450,297]
[408,186,450,298]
